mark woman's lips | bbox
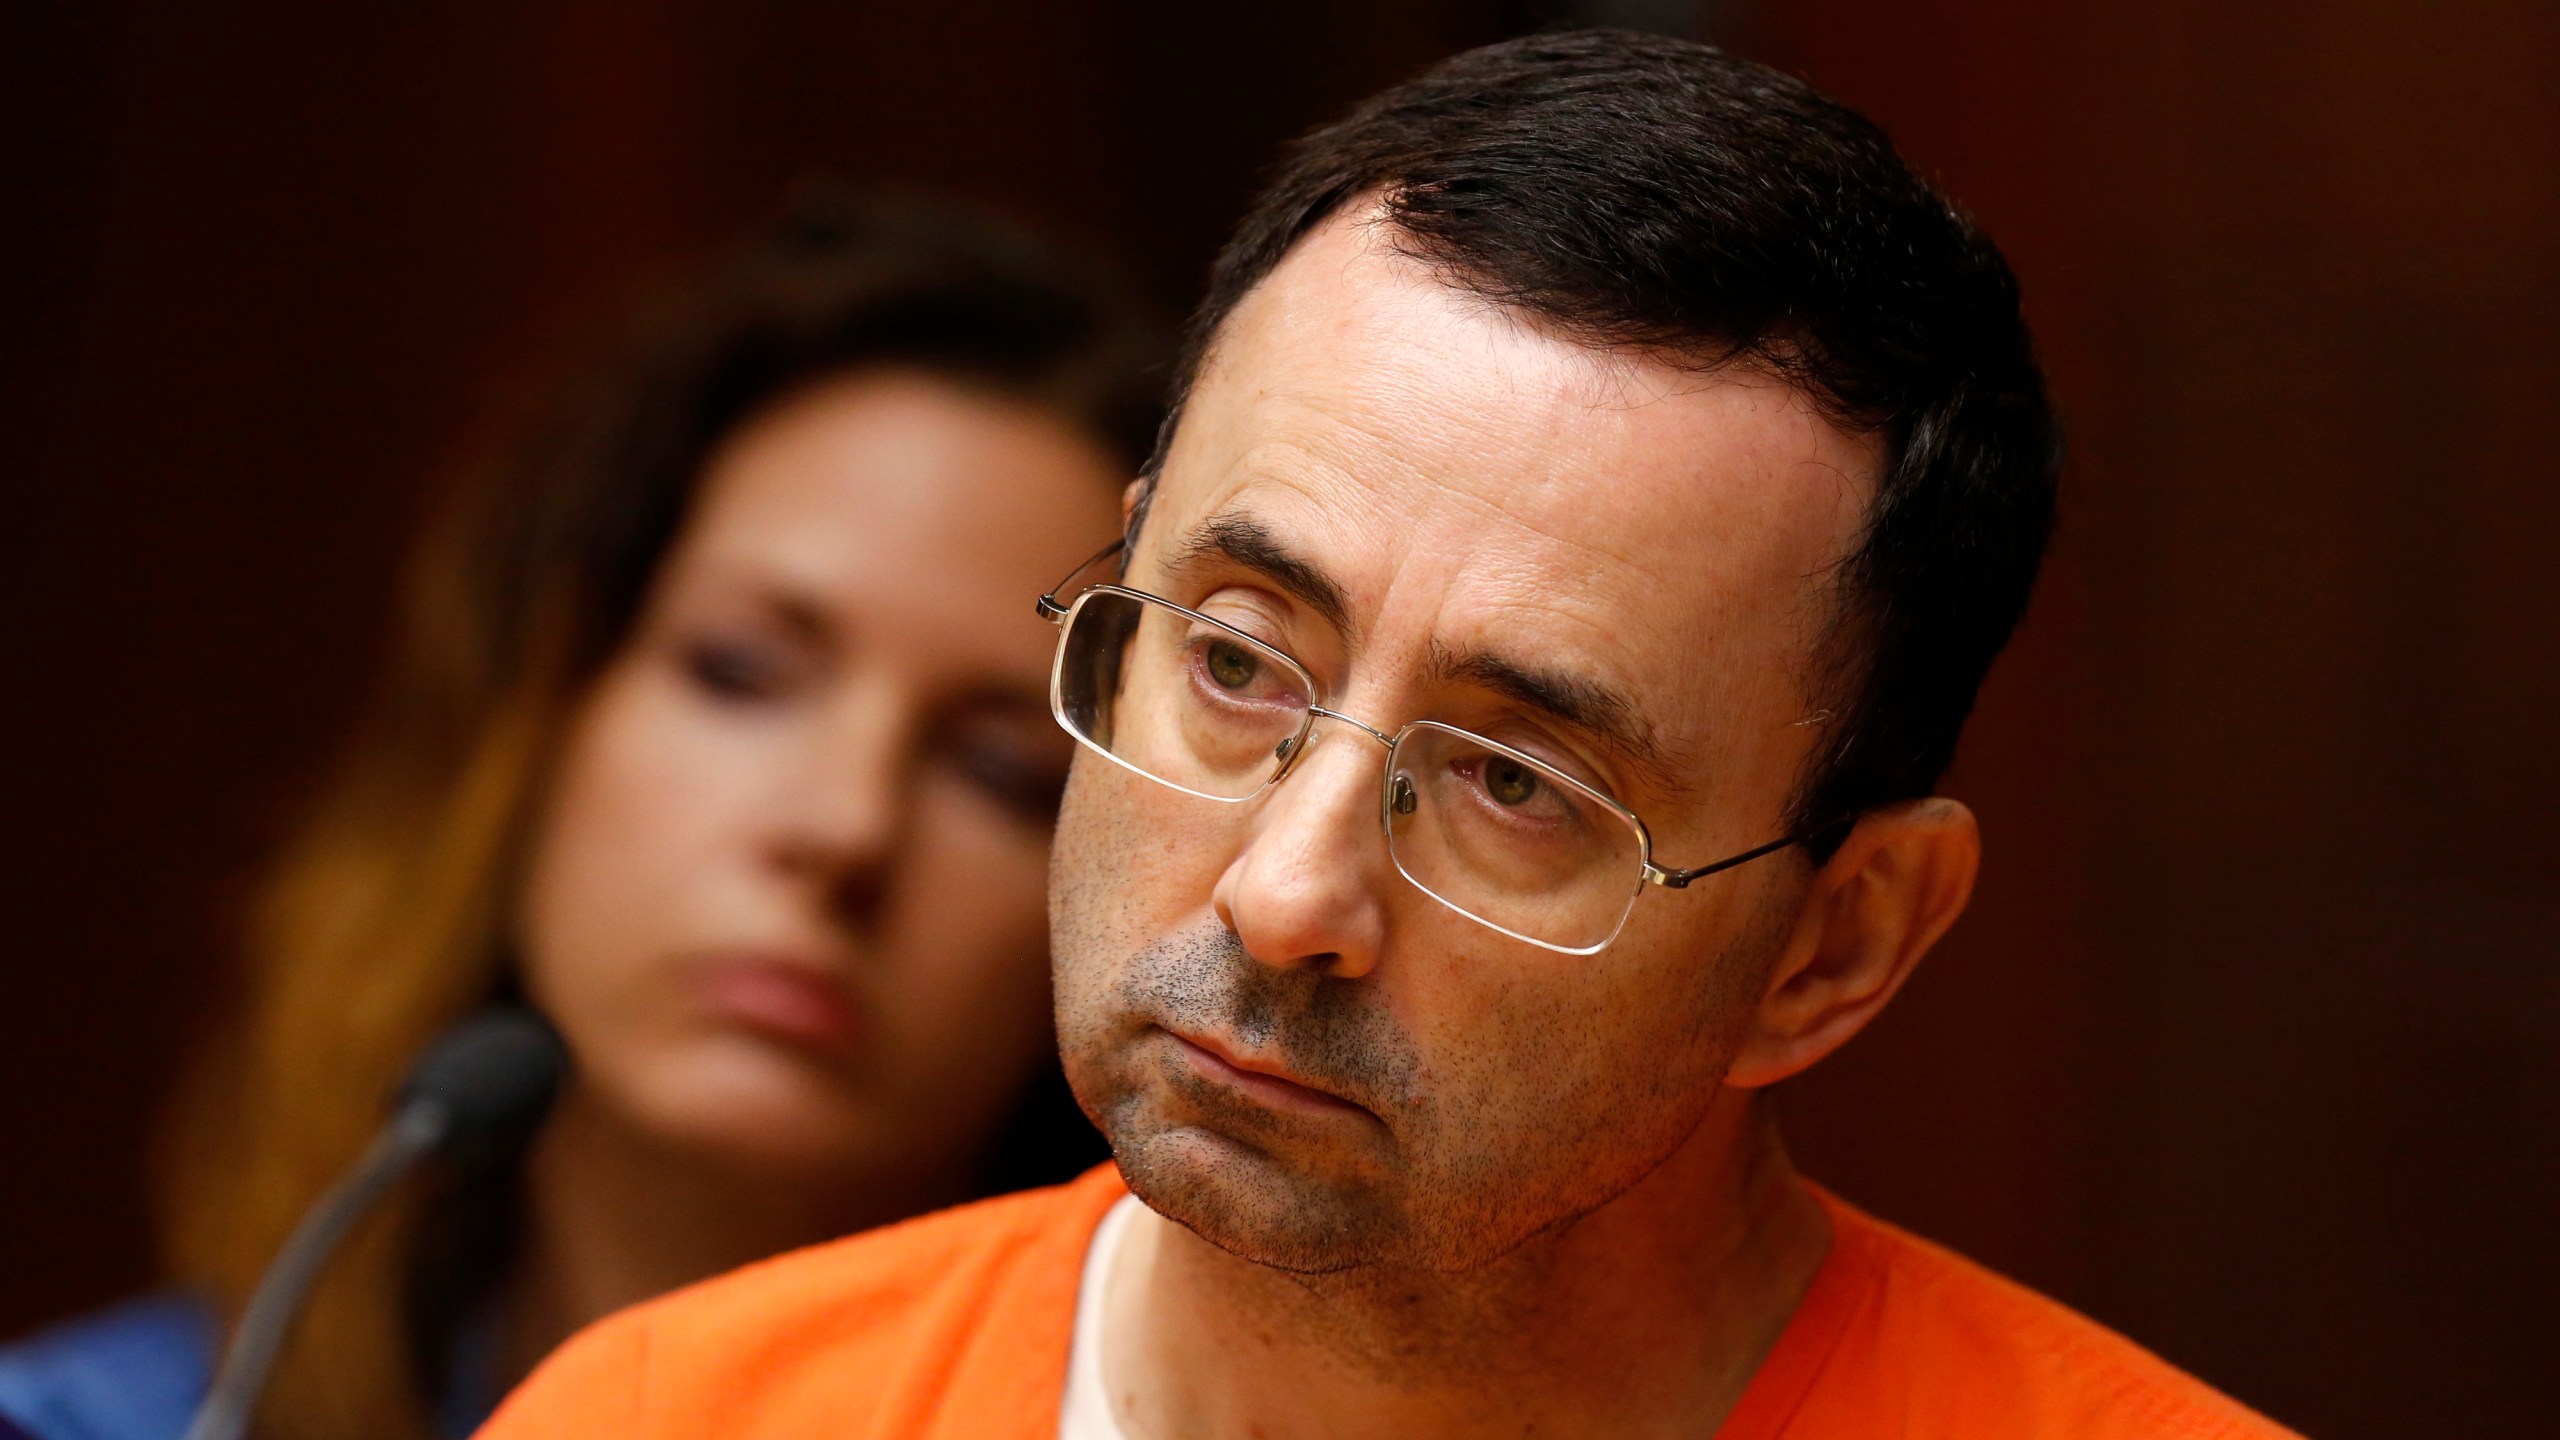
[690,956,864,1050]
[1168,1029,1363,1116]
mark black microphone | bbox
[181,1007,567,1440]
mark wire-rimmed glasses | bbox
[1037,545,1826,955]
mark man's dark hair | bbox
[1134,30,2058,850]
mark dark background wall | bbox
[4,3,2552,1435]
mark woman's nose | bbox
[767,686,911,922]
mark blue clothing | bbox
[0,1295,210,1440]
[0,1294,496,1440]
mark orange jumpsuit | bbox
[476,1165,2299,1438]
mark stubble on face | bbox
[1050,759,1794,1280]
[1049,767,1423,1271]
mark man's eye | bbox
[1205,640,1262,691]
[1484,757,1543,808]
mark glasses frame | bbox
[1037,542,1838,955]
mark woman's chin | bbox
[611,1044,898,1176]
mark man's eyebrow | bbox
[1165,511,1355,634]
[1426,640,1690,800]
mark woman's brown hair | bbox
[154,190,1162,1440]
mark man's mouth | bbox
[1163,1027,1369,1117]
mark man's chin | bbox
[1109,1119,1406,1275]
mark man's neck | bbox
[1105,1091,1828,1439]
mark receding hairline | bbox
[1150,197,1882,496]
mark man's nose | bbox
[768,687,908,922]
[1209,722,1392,980]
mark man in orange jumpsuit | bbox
[480,30,2298,1438]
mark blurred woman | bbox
[0,192,1159,1440]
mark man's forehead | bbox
[1192,214,1669,459]
[1158,213,1878,645]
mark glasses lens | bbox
[1053,589,1313,801]
[1384,722,1647,953]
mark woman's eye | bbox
[1205,639,1261,691]
[1483,757,1544,808]
[946,720,1074,824]
[954,740,1070,823]
[683,639,786,701]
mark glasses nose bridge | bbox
[1304,704,1397,752]
[1272,705,1400,804]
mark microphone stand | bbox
[175,1006,562,1440]
[179,1101,450,1440]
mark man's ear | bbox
[1121,478,1147,528]
[1724,797,1980,1089]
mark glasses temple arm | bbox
[1035,539,1130,621]
[1647,815,1857,888]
